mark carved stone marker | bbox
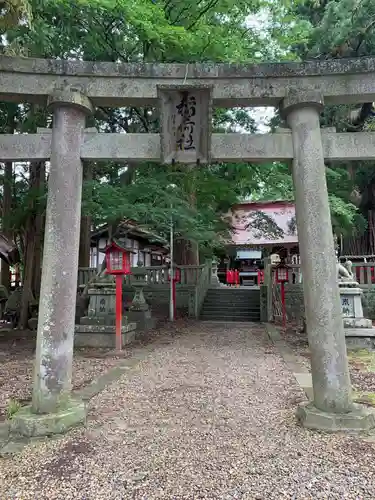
[76,273,136,348]
[158,85,212,164]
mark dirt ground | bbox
[279,324,375,405]
[0,332,122,420]
[2,322,375,499]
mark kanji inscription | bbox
[341,295,355,317]
[158,85,212,165]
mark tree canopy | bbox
[0,0,371,287]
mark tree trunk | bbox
[174,239,199,265]
[1,105,17,292]
[1,161,13,291]
[108,164,136,241]
[18,224,36,329]
[174,168,199,266]
[18,161,43,329]
[31,162,45,298]
[79,162,92,267]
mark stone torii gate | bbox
[1,56,375,435]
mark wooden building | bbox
[219,200,300,285]
[90,220,168,270]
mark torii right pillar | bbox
[281,89,375,431]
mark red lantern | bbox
[105,242,132,276]
[168,267,181,283]
[104,241,132,351]
[276,265,289,283]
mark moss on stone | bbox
[353,391,375,407]
[348,349,375,372]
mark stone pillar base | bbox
[127,310,156,331]
[10,398,86,437]
[297,401,375,432]
[80,315,117,326]
[74,323,136,348]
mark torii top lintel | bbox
[0,55,375,107]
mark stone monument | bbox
[338,260,375,349]
[127,263,156,331]
[75,268,136,348]
[210,258,221,287]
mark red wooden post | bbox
[276,264,289,329]
[115,274,123,351]
[105,241,132,351]
[281,281,286,328]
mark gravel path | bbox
[1,322,375,499]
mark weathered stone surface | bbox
[74,323,137,348]
[127,310,156,331]
[2,130,375,163]
[345,327,375,337]
[346,336,375,350]
[3,54,375,78]
[0,421,10,443]
[2,55,375,106]
[10,398,86,437]
[47,88,94,115]
[284,91,353,414]
[344,318,373,329]
[74,323,136,334]
[158,85,212,164]
[0,439,28,457]
[297,401,375,432]
[80,316,117,326]
[260,285,268,322]
[281,89,324,117]
[32,92,93,415]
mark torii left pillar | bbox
[11,89,94,437]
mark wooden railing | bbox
[77,264,207,290]
[351,262,375,289]
[265,261,375,289]
[192,262,211,318]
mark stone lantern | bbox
[130,263,149,312]
[75,241,136,347]
[128,262,156,331]
[211,257,221,287]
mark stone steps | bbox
[200,288,261,322]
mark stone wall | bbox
[271,284,305,322]
[284,284,305,321]
[271,284,375,322]
[260,285,268,322]
[261,284,305,323]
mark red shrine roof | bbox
[230,200,298,247]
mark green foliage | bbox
[0,0,31,33]
[6,398,21,419]
[4,0,294,253]
[3,0,369,258]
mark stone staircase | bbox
[200,287,261,322]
